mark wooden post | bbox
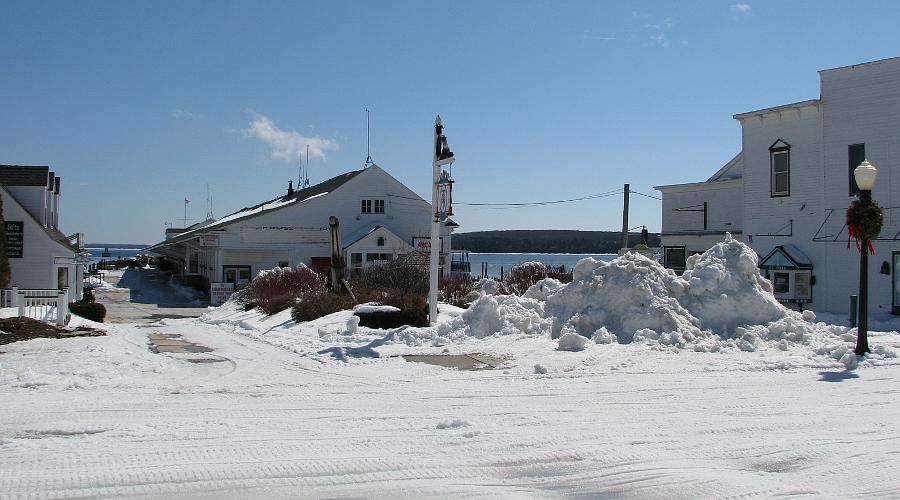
[56,288,67,326]
[621,183,630,250]
[328,216,344,294]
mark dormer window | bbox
[769,139,791,197]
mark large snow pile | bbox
[543,234,789,345]
[419,235,896,363]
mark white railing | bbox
[2,287,70,326]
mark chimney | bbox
[287,180,294,196]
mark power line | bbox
[630,190,661,201]
[456,189,623,208]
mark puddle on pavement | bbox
[401,354,502,371]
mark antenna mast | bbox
[297,155,303,190]
[305,144,310,187]
[364,108,374,168]
[206,184,214,219]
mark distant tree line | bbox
[451,230,661,254]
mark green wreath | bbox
[846,199,884,241]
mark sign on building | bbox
[413,236,443,252]
[199,234,219,247]
[5,221,23,258]
[210,282,234,306]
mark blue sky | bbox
[2,1,899,244]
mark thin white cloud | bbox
[171,109,200,120]
[642,17,674,47]
[731,3,751,14]
[581,29,616,41]
[649,33,670,48]
[242,111,339,162]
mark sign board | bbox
[436,178,454,218]
[199,234,219,247]
[5,221,23,258]
[413,237,443,252]
[210,282,234,306]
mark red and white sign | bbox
[413,237,443,251]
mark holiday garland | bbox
[846,198,883,254]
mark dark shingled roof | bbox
[0,165,51,187]
[147,169,365,250]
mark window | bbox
[769,139,791,197]
[366,253,392,265]
[374,199,385,214]
[664,246,686,273]
[361,199,372,214]
[189,250,199,274]
[772,272,790,294]
[377,236,385,246]
[361,199,384,214]
[278,261,289,268]
[849,143,866,196]
[768,270,812,301]
[351,253,363,276]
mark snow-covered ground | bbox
[2,238,900,498]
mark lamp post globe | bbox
[854,160,877,192]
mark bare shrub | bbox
[500,262,548,295]
[291,292,356,323]
[250,265,327,315]
[441,274,476,307]
[349,260,428,310]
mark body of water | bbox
[459,252,617,279]
[85,246,148,265]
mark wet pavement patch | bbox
[147,333,222,362]
[401,353,502,370]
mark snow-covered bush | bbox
[250,265,327,315]
[500,262,549,296]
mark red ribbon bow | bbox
[848,224,875,255]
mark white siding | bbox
[5,185,47,226]
[159,165,449,286]
[737,58,900,313]
[2,186,77,291]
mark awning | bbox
[759,244,813,270]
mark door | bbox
[893,252,900,314]
[57,267,69,290]
[223,266,252,288]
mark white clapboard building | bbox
[1,165,87,300]
[147,165,454,296]
[656,56,900,314]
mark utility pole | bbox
[620,184,630,250]
[429,115,455,325]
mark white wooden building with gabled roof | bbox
[146,164,454,290]
[0,165,87,301]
